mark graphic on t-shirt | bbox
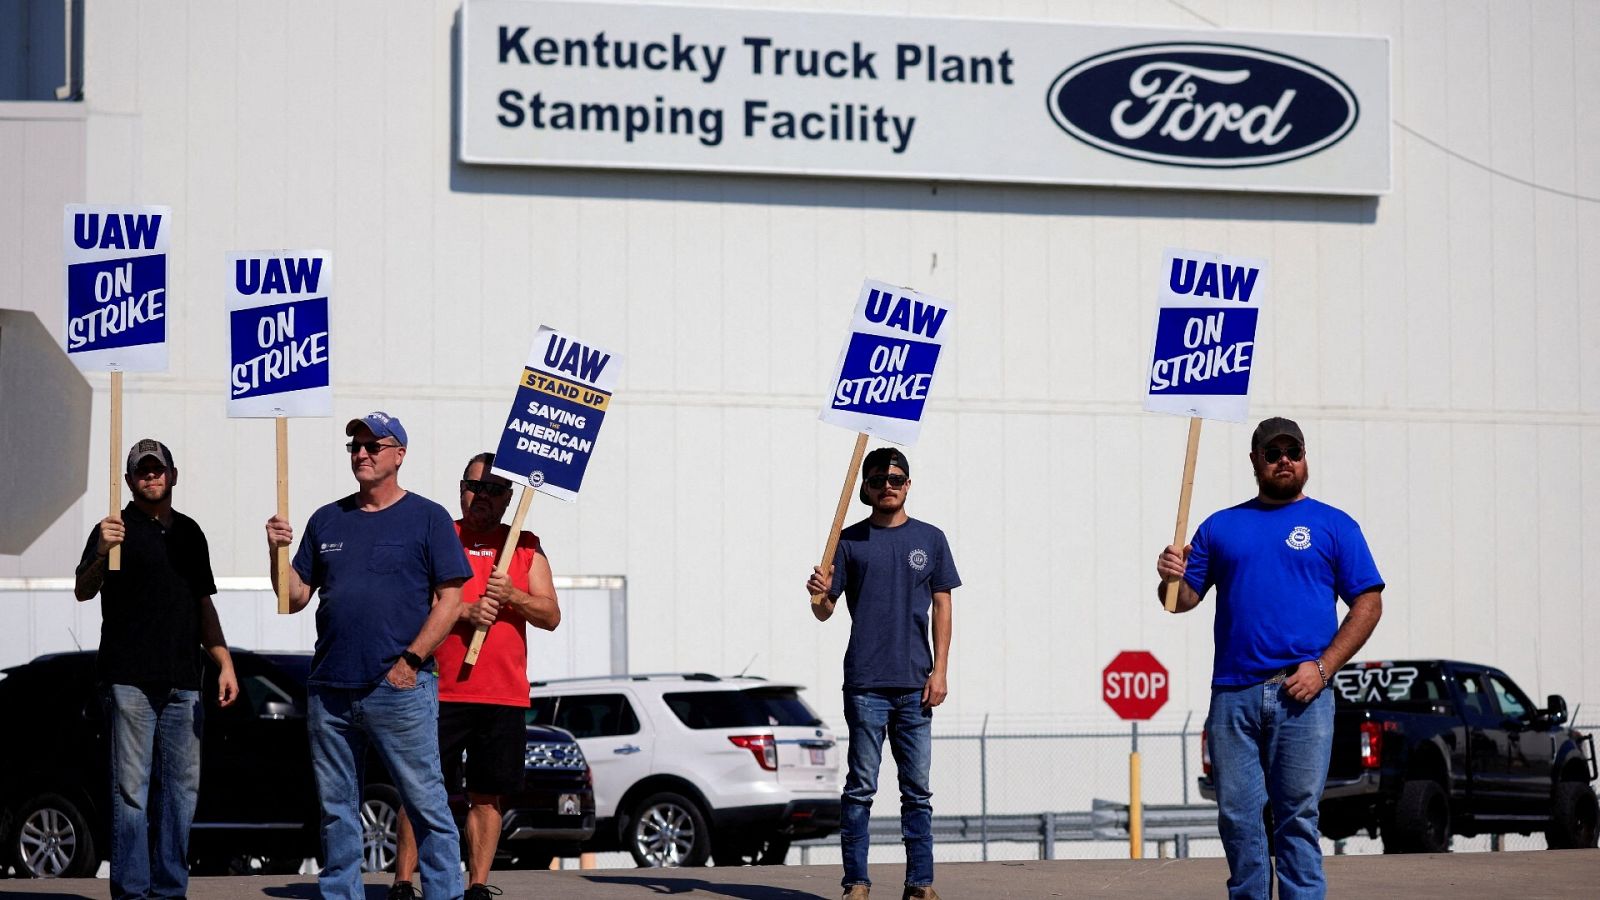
[908,548,929,571]
[1285,526,1312,550]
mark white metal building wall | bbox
[2,0,1598,730]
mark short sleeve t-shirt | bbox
[1184,496,1385,686]
[292,492,473,688]
[433,522,542,707]
[829,517,961,690]
[76,504,216,689]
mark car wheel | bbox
[360,784,402,873]
[1545,782,1600,849]
[627,792,710,867]
[1386,779,1449,853]
[713,836,790,867]
[11,793,98,878]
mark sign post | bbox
[226,250,333,613]
[1104,650,1170,859]
[812,279,952,608]
[64,205,172,571]
[476,325,621,663]
[1144,248,1268,610]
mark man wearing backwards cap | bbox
[74,439,238,900]
[807,447,960,900]
[265,411,472,900]
[1156,417,1384,900]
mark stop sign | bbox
[1103,650,1169,720]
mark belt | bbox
[1262,665,1298,684]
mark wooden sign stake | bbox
[276,415,290,614]
[1162,417,1203,612]
[811,432,870,609]
[108,370,123,571]
[464,485,533,665]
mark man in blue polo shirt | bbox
[1156,417,1384,900]
[807,447,959,900]
[265,411,471,900]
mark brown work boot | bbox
[902,888,940,900]
[842,886,870,900]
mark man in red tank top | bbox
[390,452,561,900]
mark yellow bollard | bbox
[1129,748,1143,859]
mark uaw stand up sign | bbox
[64,204,171,572]
[475,325,622,662]
[1145,248,1268,611]
[227,251,333,613]
[809,279,953,610]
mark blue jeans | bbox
[104,684,202,900]
[840,688,933,890]
[308,672,461,900]
[1208,682,1335,900]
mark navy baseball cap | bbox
[345,411,408,447]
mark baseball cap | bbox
[126,438,175,474]
[1251,416,1305,451]
[345,411,408,447]
[862,446,910,477]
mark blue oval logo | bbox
[1047,42,1359,168]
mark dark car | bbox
[0,649,594,878]
[1199,659,1599,852]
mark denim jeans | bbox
[1208,682,1335,900]
[104,684,203,900]
[308,671,461,900]
[840,688,933,890]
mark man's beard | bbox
[1255,465,1308,501]
[136,483,170,504]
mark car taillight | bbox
[729,735,778,771]
[1359,720,1382,769]
[1201,728,1212,778]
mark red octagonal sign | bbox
[1103,650,1169,720]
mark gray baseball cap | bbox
[125,438,175,473]
[1251,417,1305,451]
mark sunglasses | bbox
[1261,445,1305,463]
[460,479,511,497]
[346,440,399,456]
[865,473,908,489]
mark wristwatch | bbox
[400,651,424,671]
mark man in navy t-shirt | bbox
[1156,417,1384,900]
[808,447,959,900]
[266,411,472,900]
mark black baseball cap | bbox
[125,438,174,474]
[862,447,910,477]
[1251,417,1305,451]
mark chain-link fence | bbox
[786,716,1600,866]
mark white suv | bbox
[527,673,840,867]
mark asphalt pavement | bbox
[0,850,1595,899]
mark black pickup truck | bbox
[1200,659,1598,853]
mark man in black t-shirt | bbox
[75,439,238,900]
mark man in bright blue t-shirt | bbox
[807,447,960,900]
[1156,417,1383,900]
[266,411,471,900]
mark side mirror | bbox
[1546,694,1568,726]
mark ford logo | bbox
[1047,42,1359,168]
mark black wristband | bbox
[400,651,424,671]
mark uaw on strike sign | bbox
[1144,248,1268,423]
[227,252,332,417]
[819,279,952,446]
[63,205,171,372]
[492,326,621,501]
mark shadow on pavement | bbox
[260,884,390,900]
[581,875,830,899]
[0,893,98,900]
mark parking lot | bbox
[1,851,1595,899]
